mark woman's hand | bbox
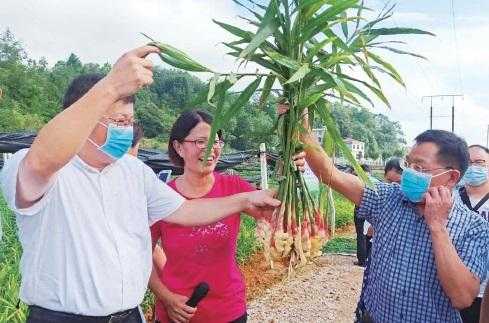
[162,291,196,323]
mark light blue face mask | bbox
[400,167,451,203]
[89,123,133,160]
[463,165,489,187]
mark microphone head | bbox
[186,282,210,307]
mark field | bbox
[0,192,355,322]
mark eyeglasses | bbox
[401,159,451,174]
[183,139,225,149]
[103,114,134,127]
[469,159,487,166]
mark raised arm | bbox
[301,130,365,206]
[16,46,159,208]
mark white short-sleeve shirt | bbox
[0,149,185,315]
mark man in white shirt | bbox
[0,46,280,323]
[458,144,489,323]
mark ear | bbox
[173,140,184,157]
[448,169,461,187]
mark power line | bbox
[450,0,464,94]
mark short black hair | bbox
[384,157,403,175]
[468,144,489,155]
[414,130,469,176]
[168,110,222,167]
[132,121,144,148]
[360,164,371,173]
[62,73,135,110]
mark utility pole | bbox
[422,94,463,132]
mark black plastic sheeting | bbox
[0,132,267,175]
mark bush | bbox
[333,192,355,228]
[236,214,261,264]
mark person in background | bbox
[128,121,144,157]
[482,284,489,323]
[384,157,403,184]
[0,46,281,323]
[149,110,305,323]
[301,124,489,322]
[458,144,489,323]
[354,164,378,267]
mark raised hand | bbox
[103,45,160,101]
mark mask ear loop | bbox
[87,122,109,149]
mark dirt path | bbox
[245,254,364,323]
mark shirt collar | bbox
[73,154,118,174]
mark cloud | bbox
[1,0,488,147]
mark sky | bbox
[1,0,488,147]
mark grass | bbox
[0,196,27,323]
[237,214,261,264]
[322,237,357,254]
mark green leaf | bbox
[366,51,405,87]
[306,37,336,60]
[203,82,231,161]
[314,99,371,185]
[207,74,219,106]
[258,74,276,109]
[301,0,359,42]
[365,27,435,37]
[285,63,310,84]
[341,79,374,106]
[372,46,428,59]
[299,0,331,20]
[354,54,381,88]
[223,77,262,121]
[265,49,301,70]
[297,91,323,109]
[240,1,280,59]
[341,12,349,39]
[213,20,252,40]
[142,34,212,73]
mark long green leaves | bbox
[141,33,212,73]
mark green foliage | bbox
[322,236,357,254]
[333,191,355,228]
[330,103,406,159]
[236,214,261,264]
[0,196,28,322]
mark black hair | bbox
[132,121,144,148]
[384,157,403,175]
[468,144,489,155]
[360,164,371,173]
[168,110,222,167]
[62,73,135,110]
[414,129,469,176]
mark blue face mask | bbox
[90,123,133,160]
[400,168,451,203]
[463,165,488,187]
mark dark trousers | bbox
[354,215,367,265]
[366,236,372,261]
[27,305,142,323]
[157,312,247,323]
[230,312,247,323]
[460,297,482,323]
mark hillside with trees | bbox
[0,29,405,158]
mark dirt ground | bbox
[242,253,364,323]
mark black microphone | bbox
[185,282,209,308]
